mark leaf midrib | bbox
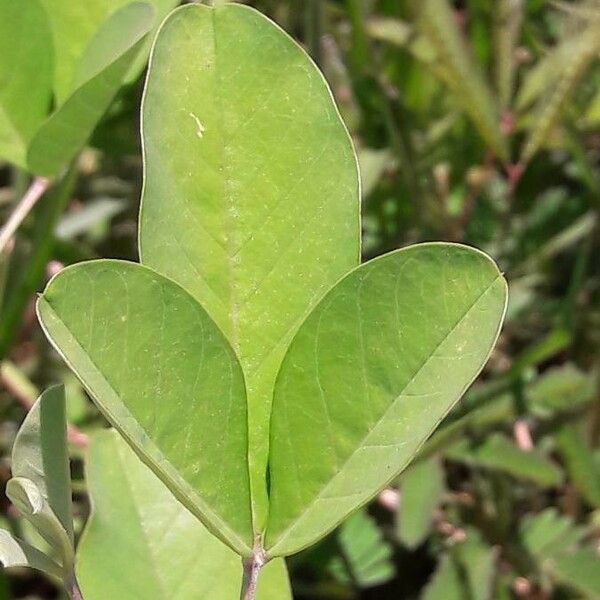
[211,8,241,355]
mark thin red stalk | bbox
[0,177,50,253]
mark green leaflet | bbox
[266,244,507,556]
[0,0,53,167]
[27,2,154,176]
[78,430,291,600]
[37,3,508,568]
[37,260,253,555]
[139,2,359,528]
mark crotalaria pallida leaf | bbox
[78,430,291,600]
[37,261,253,555]
[266,244,507,556]
[27,2,154,176]
[0,0,53,167]
[139,2,360,527]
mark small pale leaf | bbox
[11,385,73,542]
[5,478,73,568]
[0,530,62,579]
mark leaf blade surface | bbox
[139,2,360,526]
[266,243,507,556]
[77,430,291,600]
[37,260,253,554]
[0,0,53,167]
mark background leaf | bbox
[27,2,154,176]
[423,530,496,600]
[551,548,600,598]
[78,430,291,600]
[444,433,564,487]
[397,457,445,549]
[412,0,508,160]
[521,508,587,561]
[39,0,176,104]
[328,510,395,589]
[0,0,53,167]
[555,424,600,508]
[520,19,600,164]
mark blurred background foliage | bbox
[1,0,600,598]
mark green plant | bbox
[27,4,508,598]
[3,1,599,599]
[0,2,510,598]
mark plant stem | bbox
[239,549,266,600]
[65,573,83,600]
[0,176,50,253]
